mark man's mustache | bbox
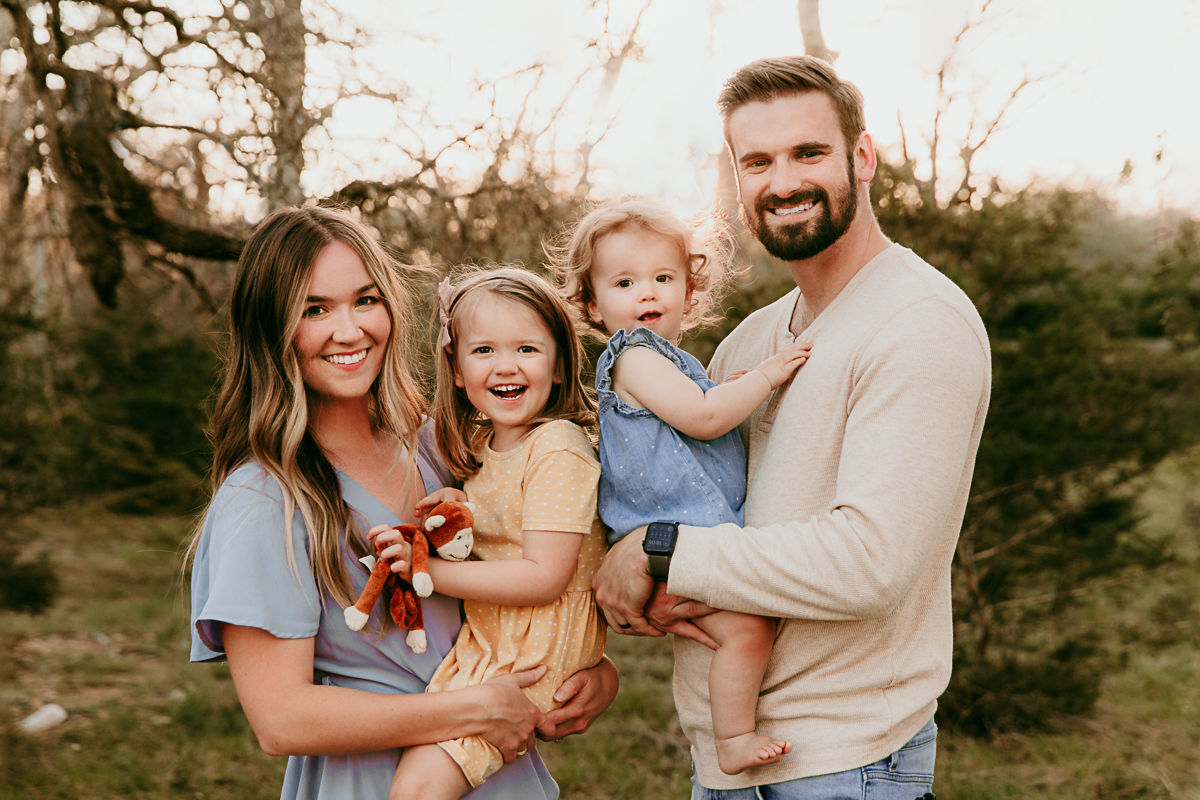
[756,189,828,214]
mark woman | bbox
[187,205,618,799]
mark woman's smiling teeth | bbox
[324,349,367,365]
[490,384,526,400]
[773,201,816,216]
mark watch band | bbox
[646,551,671,581]
[643,521,679,581]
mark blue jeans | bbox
[690,718,936,800]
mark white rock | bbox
[20,704,67,732]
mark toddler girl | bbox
[374,267,607,800]
[552,199,810,775]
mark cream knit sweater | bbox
[670,244,991,790]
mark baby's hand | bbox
[753,341,812,390]
[369,524,414,582]
[414,487,469,519]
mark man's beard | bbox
[742,163,858,262]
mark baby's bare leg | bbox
[389,743,471,800]
[693,610,792,775]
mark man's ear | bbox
[853,130,877,185]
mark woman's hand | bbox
[221,624,554,757]
[538,656,619,741]
[474,666,549,763]
[369,524,413,582]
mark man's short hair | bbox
[718,56,866,155]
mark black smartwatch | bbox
[643,521,679,581]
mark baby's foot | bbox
[715,732,793,775]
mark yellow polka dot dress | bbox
[426,420,608,787]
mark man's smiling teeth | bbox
[324,350,366,365]
[490,385,526,399]
[773,201,816,216]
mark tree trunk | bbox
[797,0,838,63]
[257,0,308,209]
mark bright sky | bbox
[337,0,1199,218]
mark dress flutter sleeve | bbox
[520,422,601,535]
[190,464,321,661]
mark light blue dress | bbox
[595,327,747,544]
[190,423,559,800]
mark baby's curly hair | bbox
[545,198,739,339]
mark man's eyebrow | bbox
[737,148,769,166]
[737,140,834,166]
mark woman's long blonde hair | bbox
[186,205,427,609]
[433,267,596,480]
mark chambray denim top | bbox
[596,327,746,544]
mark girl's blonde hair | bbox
[434,267,596,480]
[186,205,427,611]
[546,198,738,339]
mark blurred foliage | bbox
[0,294,216,519]
[0,545,59,614]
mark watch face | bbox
[645,522,676,554]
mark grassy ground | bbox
[1,482,1197,799]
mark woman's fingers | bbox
[476,669,546,762]
[367,523,395,543]
[490,664,547,689]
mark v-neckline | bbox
[336,462,431,527]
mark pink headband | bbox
[437,277,454,350]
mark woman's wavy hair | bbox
[186,205,427,610]
[545,198,738,340]
[433,267,596,480]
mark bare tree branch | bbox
[797,0,838,62]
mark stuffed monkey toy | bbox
[342,500,476,653]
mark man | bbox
[592,55,991,799]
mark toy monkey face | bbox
[435,527,473,561]
[423,500,476,562]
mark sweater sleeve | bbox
[668,298,990,620]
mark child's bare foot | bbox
[715,732,793,775]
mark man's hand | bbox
[537,656,619,741]
[645,583,719,650]
[591,527,662,637]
